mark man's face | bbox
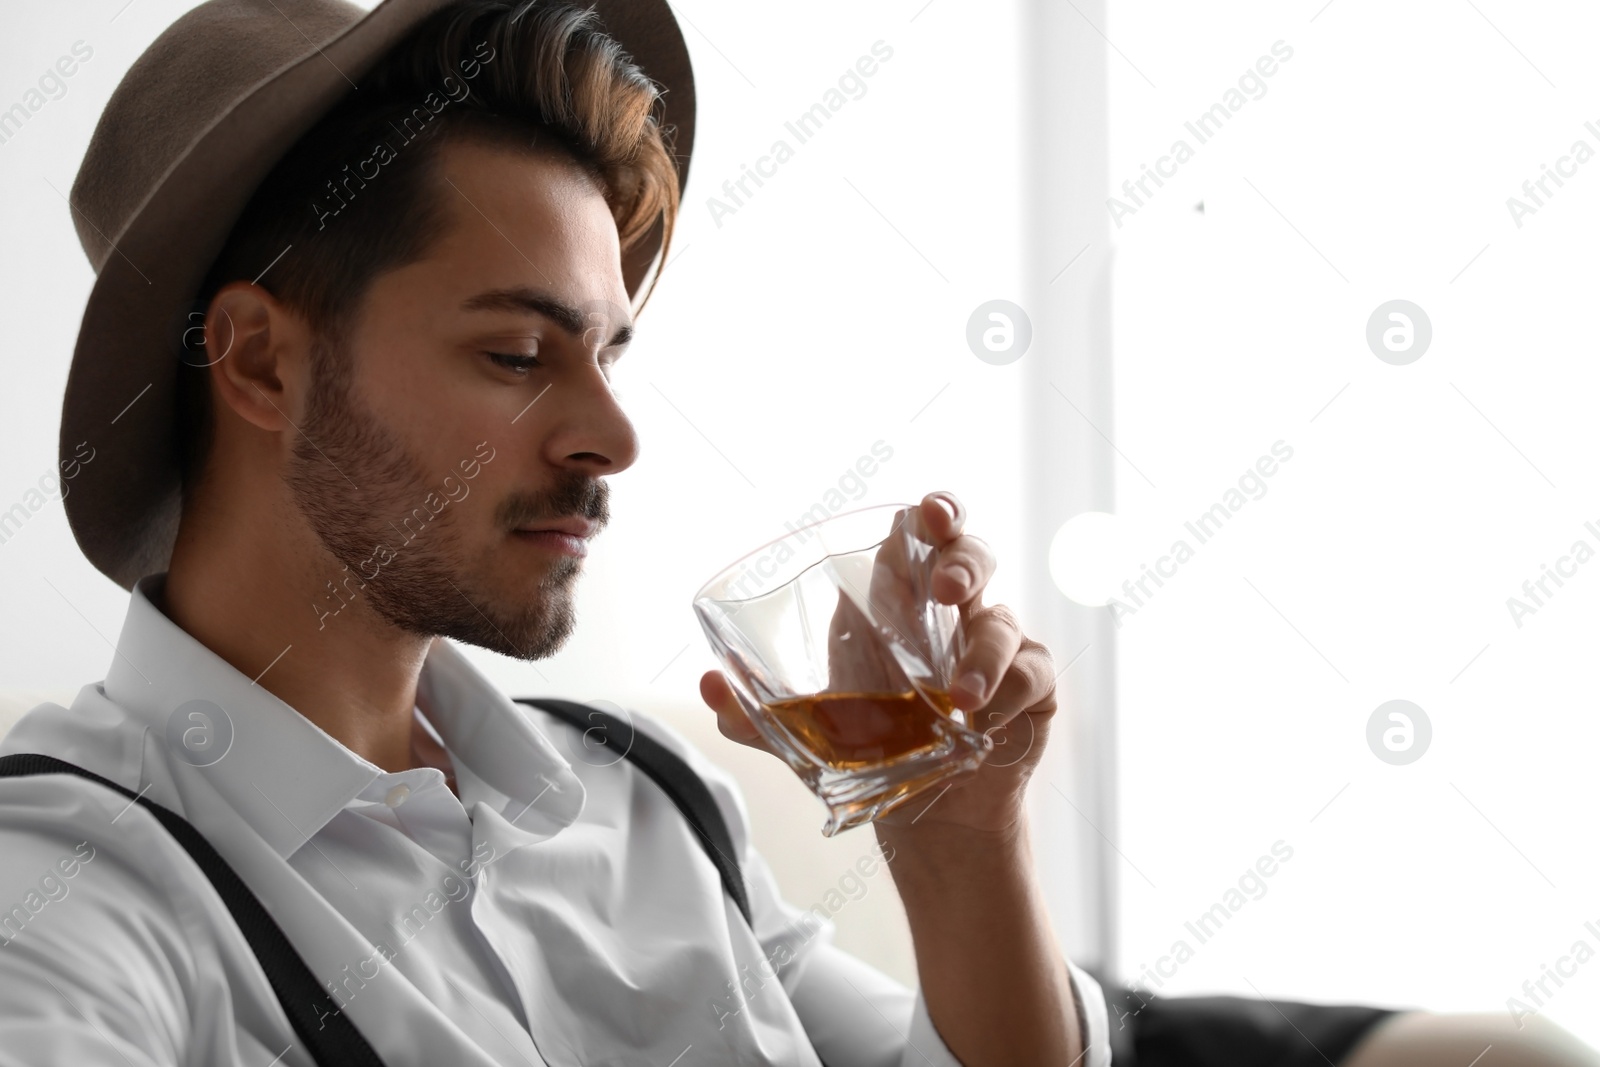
[285,137,638,659]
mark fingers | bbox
[950,603,1025,712]
[918,492,995,607]
[932,534,995,607]
[961,638,1059,777]
[699,669,768,749]
[973,636,1060,720]
[920,491,965,542]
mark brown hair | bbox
[176,0,681,500]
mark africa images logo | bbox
[310,39,497,230]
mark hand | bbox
[699,491,1058,838]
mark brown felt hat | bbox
[61,0,694,592]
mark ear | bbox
[205,281,315,437]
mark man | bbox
[0,1,1110,1064]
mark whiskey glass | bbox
[692,502,993,835]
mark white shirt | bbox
[0,572,1109,1066]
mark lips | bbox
[515,516,596,540]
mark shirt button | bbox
[384,783,411,808]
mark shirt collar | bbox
[102,572,585,860]
[413,633,586,831]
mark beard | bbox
[284,333,608,660]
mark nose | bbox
[542,359,639,475]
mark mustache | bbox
[499,474,609,531]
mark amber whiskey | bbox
[762,688,960,770]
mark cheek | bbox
[348,348,490,477]
[359,344,438,418]
[452,452,512,529]
[343,283,451,414]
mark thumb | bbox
[699,670,765,748]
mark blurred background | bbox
[2,0,1598,1048]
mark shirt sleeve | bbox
[631,711,1112,1067]
[0,825,190,1067]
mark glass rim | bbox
[690,500,920,604]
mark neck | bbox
[162,502,432,774]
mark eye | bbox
[486,351,542,375]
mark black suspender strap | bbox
[512,697,754,928]
[0,751,386,1067]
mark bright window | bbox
[1100,0,1600,1045]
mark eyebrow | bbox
[460,286,634,349]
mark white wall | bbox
[1078,0,1600,1045]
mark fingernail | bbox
[957,670,987,702]
[932,495,957,522]
[946,563,973,590]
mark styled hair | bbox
[176,0,681,500]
